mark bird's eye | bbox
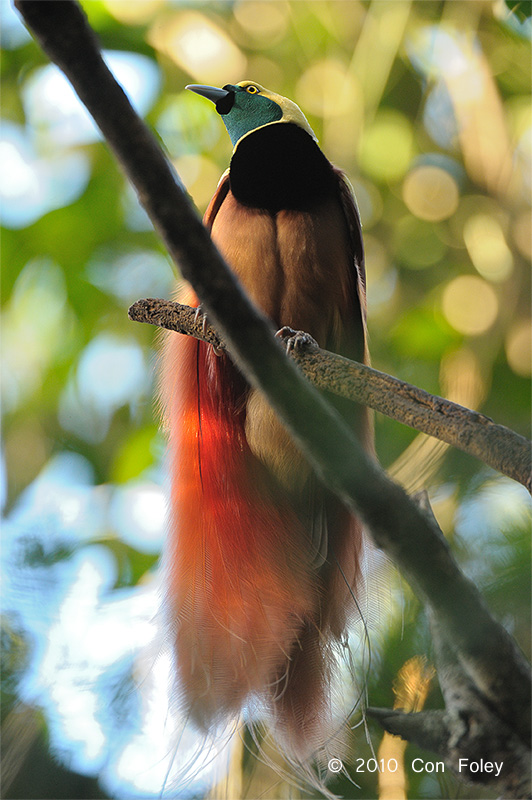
[246,85,259,94]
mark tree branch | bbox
[366,499,531,797]
[367,611,532,799]
[17,1,530,792]
[367,705,530,799]
[129,297,532,492]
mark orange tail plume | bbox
[160,291,364,758]
[162,308,320,738]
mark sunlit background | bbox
[1,1,531,798]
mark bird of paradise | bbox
[160,81,372,761]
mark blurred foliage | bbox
[1,1,530,799]
[505,0,532,21]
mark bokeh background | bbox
[1,1,530,798]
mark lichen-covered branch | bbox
[368,613,531,799]
[366,498,531,798]
[128,298,223,349]
[129,297,531,492]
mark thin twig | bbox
[129,297,531,491]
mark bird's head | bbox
[186,81,317,149]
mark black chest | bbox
[228,123,338,214]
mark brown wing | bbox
[203,170,231,230]
[334,168,366,304]
[334,167,369,365]
[333,168,374,454]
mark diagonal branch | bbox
[367,612,532,799]
[129,297,531,491]
[16,1,530,791]
[366,706,530,799]
[366,500,531,798]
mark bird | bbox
[160,81,372,761]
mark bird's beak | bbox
[186,84,235,115]
[186,84,230,103]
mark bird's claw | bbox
[275,326,318,355]
[194,304,223,356]
[194,304,209,335]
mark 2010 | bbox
[355,758,398,773]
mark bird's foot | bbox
[193,304,209,335]
[194,305,223,356]
[276,326,319,355]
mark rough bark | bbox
[129,297,531,491]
